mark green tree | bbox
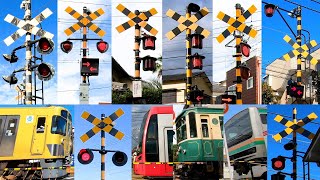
[262,82,277,104]
[152,56,162,79]
[142,79,162,104]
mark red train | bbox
[133,106,175,178]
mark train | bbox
[174,106,224,179]
[224,107,267,179]
[133,106,175,178]
[0,106,73,179]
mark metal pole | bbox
[296,7,302,87]
[293,108,297,180]
[80,7,89,104]
[101,114,106,180]
[186,8,192,106]
[235,4,242,104]
[25,0,32,105]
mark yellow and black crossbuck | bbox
[80,108,125,143]
[64,6,106,37]
[281,35,318,65]
[116,4,158,36]
[165,7,210,40]
[273,112,318,142]
[216,5,257,43]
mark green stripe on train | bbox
[229,140,265,156]
[258,108,267,114]
[176,107,224,120]
[177,139,223,162]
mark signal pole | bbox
[292,108,297,180]
[235,4,243,105]
[80,7,89,104]
[186,8,192,106]
[24,0,32,105]
[133,10,142,100]
[101,114,106,180]
[296,6,302,88]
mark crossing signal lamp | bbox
[37,37,54,55]
[189,85,204,102]
[271,173,286,180]
[187,3,200,12]
[3,52,18,63]
[271,156,286,171]
[240,64,250,80]
[142,34,156,50]
[191,53,205,70]
[142,56,157,71]
[284,141,295,150]
[78,149,94,165]
[2,73,18,85]
[264,4,276,17]
[190,34,204,49]
[36,63,55,81]
[60,40,73,53]
[287,81,304,98]
[112,151,128,166]
[96,40,109,53]
[240,42,251,57]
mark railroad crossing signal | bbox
[115,4,158,36]
[281,35,318,65]
[273,113,318,141]
[165,7,210,40]
[80,108,125,143]
[216,5,258,43]
[64,6,106,37]
[221,94,236,104]
[4,8,54,46]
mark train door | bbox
[158,114,174,173]
[31,116,47,155]
[0,115,20,156]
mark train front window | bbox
[146,114,159,162]
[51,116,67,136]
[188,112,197,138]
[176,116,187,143]
[225,109,253,147]
[36,117,46,133]
[61,110,68,119]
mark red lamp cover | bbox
[61,40,73,53]
[142,36,156,50]
[264,4,276,17]
[191,34,204,49]
[97,40,108,53]
[240,43,251,57]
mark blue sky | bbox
[262,0,320,77]
[57,0,111,104]
[224,104,267,123]
[0,0,57,104]
[267,105,320,179]
[162,0,213,82]
[74,105,131,180]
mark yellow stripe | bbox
[148,8,158,16]
[80,134,89,142]
[115,131,125,140]
[189,7,209,22]
[274,115,283,122]
[81,111,90,119]
[237,5,257,22]
[115,108,124,117]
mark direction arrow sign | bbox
[81,58,99,76]
[80,108,125,143]
[82,62,90,67]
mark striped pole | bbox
[134,10,141,80]
[25,0,32,105]
[292,108,297,180]
[186,8,192,106]
[235,4,242,104]
[101,114,106,180]
[80,7,89,104]
[296,6,302,87]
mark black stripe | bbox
[221,29,231,39]
[69,9,76,16]
[10,17,20,26]
[242,26,251,35]
[122,22,132,30]
[109,112,119,121]
[36,29,46,37]
[109,127,118,136]
[144,11,152,18]
[143,24,152,32]
[287,51,295,59]
[171,27,182,36]
[297,77,302,82]
[242,10,251,19]
[86,129,96,138]
[122,8,131,16]
[301,130,311,138]
[135,63,140,70]
[86,114,96,123]
[279,130,288,138]
[132,16,142,24]
[290,124,300,130]
[94,11,101,18]
[101,163,105,171]
[236,91,241,99]
[194,26,204,35]
[11,32,21,41]
[172,12,181,21]
[187,77,192,83]
[183,20,192,27]
[222,15,230,24]
[194,11,205,20]
[297,64,301,69]
[237,76,242,82]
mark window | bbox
[51,116,67,135]
[247,77,254,89]
[6,117,18,136]
[188,112,197,138]
[176,117,187,143]
[260,114,267,124]
[146,115,159,162]
[61,110,68,119]
[228,84,236,95]
[201,119,209,138]
[36,117,46,133]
